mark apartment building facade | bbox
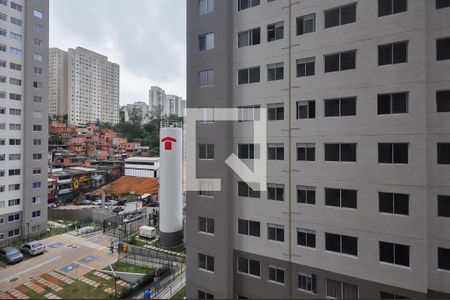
[49,47,120,126]
[49,47,68,117]
[186,0,450,298]
[149,85,186,118]
[0,0,49,245]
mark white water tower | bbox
[159,122,183,247]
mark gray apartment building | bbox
[0,0,49,245]
[186,0,450,298]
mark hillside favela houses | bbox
[48,120,150,203]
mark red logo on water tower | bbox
[161,136,177,151]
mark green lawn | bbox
[171,286,185,299]
[106,261,154,274]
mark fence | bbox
[103,210,150,240]
[119,245,185,269]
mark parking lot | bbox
[0,231,118,296]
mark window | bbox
[438,247,450,270]
[9,93,21,101]
[9,123,21,130]
[324,3,357,28]
[379,192,409,215]
[0,91,4,98]
[325,188,357,209]
[297,186,316,205]
[267,21,284,42]
[297,143,315,161]
[268,224,284,242]
[267,183,284,201]
[33,81,43,88]
[268,144,284,161]
[0,44,5,52]
[199,69,214,87]
[267,63,284,81]
[297,57,315,77]
[0,75,5,83]
[237,257,260,277]
[238,28,260,48]
[325,233,358,256]
[238,67,260,84]
[9,154,20,160]
[10,17,22,27]
[34,67,43,75]
[379,241,410,267]
[0,123,5,130]
[0,28,5,36]
[324,97,356,117]
[378,143,408,164]
[31,225,41,233]
[437,143,450,164]
[238,0,260,11]
[297,229,316,248]
[8,198,20,206]
[33,153,42,160]
[268,265,284,284]
[11,1,22,11]
[378,41,408,65]
[0,13,6,21]
[238,144,257,159]
[198,217,214,234]
[0,59,5,67]
[9,169,20,176]
[326,279,359,299]
[9,108,21,115]
[34,96,42,103]
[34,38,43,47]
[326,50,356,73]
[238,105,260,122]
[378,0,407,16]
[325,143,357,162]
[238,181,260,198]
[33,53,43,61]
[437,37,450,61]
[378,92,408,114]
[199,144,214,160]
[438,195,450,217]
[296,100,315,119]
[238,219,260,237]
[199,32,214,51]
[32,196,41,204]
[200,107,214,123]
[33,168,41,175]
[9,139,20,146]
[32,182,41,189]
[198,253,214,272]
[198,291,214,299]
[380,291,408,299]
[32,111,43,118]
[267,103,284,121]
[32,210,41,218]
[8,213,20,222]
[437,90,450,112]
[10,63,22,71]
[10,32,22,41]
[0,139,4,145]
[0,107,4,114]
[198,181,214,197]
[298,273,317,294]
[34,9,43,18]
[297,13,315,35]
[199,0,214,15]
[9,78,21,86]
[437,0,450,9]
[33,24,43,33]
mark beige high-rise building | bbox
[49,48,68,117]
[49,47,120,126]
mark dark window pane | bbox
[268,108,276,120]
[325,188,341,207]
[393,0,407,13]
[268,186,276,200]
[393,143,408,164]
[325,233,341,252]
[298,189,306,203]
[308,101,316,118]
[276,187,284,201]
[438,143,450,164]
[249,221,260,236]
[438,248,450,270]
[437,0,450,9]
[267,68,276,81]
[307,233,316,248]
[378,94,392,114]
[324,8,339,28]
[378,0,392,16]
[277,269,285,283]
[253,28,260,44]
[379,192,394,213]
[268,147,276,160]
[393,42,408,63]
[380,242,394,263]
[297,62,306,77]
[341,51,356,70]
[342,235,358,256]
[325,99,340,117]
[379,44,393,65]
[341,189,357,208]
[238,219,248,234]
[306,61,315,76]
[298,231,306,246]
[437,38,450,61]
[325,144,340,161]
[395,244,410,267]
[307,190,316,204]
[394,193,409,215]
[392,93,408,113]
[268,227,276,240]
[341,4,356,25]
[341,144,356,162]
[296,17,304,35]
[297,147,306,161]
[249,67,260,83]
[437,90,450,112]
[238,257,248,273]
[249,259,260,276]
[340,98,356,116]
[438,195,450,217]
[276,67,284,80]
[379,143,393,163]
[304,18,314,33]
[277,227,284,241]
[306,147,315,161]
[276,107,284,120]
[238,70,248,84]
[325,54,340,72]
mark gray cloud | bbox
[50,0,186,105]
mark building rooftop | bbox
[90,176,159,196]
[125,157,160,162]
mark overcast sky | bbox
[49,0,186,105]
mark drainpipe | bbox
[288,0,293,298]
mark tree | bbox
[129,106,143,126]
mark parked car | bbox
[0,247,24,264]
[20,241,46,256]
[92,200,102,206]
[104,200,118,207]
[48,203,59,209]
[123,213,142,224]
[80,199,93,205]
[112,206,124,213]
[148,202,159,207]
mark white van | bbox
[139,226,157,239]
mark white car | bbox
[20,241,45,256]
[92,200,102,206]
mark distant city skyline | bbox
[49,0,186,105]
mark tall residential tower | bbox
[186,0,450,298]
[49,47,68,117]
[0,0,49,245]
